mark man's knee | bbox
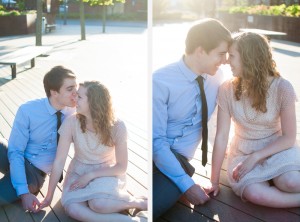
[153,169,183,220]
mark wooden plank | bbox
[39,177,77,222]
[30,192,60,222]
[3,201,34,222]
[0,112,11,140]
[162,202,216,222]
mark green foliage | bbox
[286,4,300,17]
[0,9,21,16]
[82,0,125,6]
[226,4,299,17]
[17,0,26,11]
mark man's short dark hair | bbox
[43,66,76,98]
[185,18,232,54]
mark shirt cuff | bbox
[177,174,195,193]
[16,185,29,196]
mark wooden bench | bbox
[45,24,57,33]
[239,28,286,40]
[0,46,52,79]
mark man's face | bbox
[55,78,77,108]
[200,41,228,76]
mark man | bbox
[0,66,77,212]
[153,18,232,219]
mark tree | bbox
[83,0,125,33]
[36,0,43,46]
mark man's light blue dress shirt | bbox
[8,98,74,196]
[153,58,225,193]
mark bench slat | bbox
[0,46,52,79]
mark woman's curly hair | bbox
[77,81,115,146]
[232,32,280,113]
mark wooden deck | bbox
[0,58,148,221]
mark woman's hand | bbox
[232,153,261,182]
[38,195,52,211]
[70,173,93,191]
[204,181,220,197]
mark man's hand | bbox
[20,193,40,213]
[184,184,210,205]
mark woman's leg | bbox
[88,197,147,214]
[243,181,300,208]
[64,202,146,222]
[273,171,300,192]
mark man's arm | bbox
[153,77,194,193]
[8,106,30,196]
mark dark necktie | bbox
[196,76,208,166]
[55,111,63,183]
[56,111,62,145]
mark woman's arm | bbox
[209,106,231,195]
[39,119,73,209]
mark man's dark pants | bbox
[153,164,183,220]
[0,138,46,206]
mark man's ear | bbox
[50,89,58,97]
[195,46,206,57]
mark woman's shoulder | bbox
[65,113,77,122]
[113,119,127,132]
[219,79,233,91]
[277,77,294,89]
[111,119,127,141]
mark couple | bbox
[153,18,300,219]
[0,66,147,221]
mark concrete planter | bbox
[218,12,300,43]
[0,13,36,36]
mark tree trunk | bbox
[102,5,106,33]
[36,0,42,46]
[80,0,86,40]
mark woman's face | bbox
[228,43,242,77]
[76,86,90,116]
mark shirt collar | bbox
[44,98,68,116]
[179,56,208,82]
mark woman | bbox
[40,81,147,221]
[207,32,300,207]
